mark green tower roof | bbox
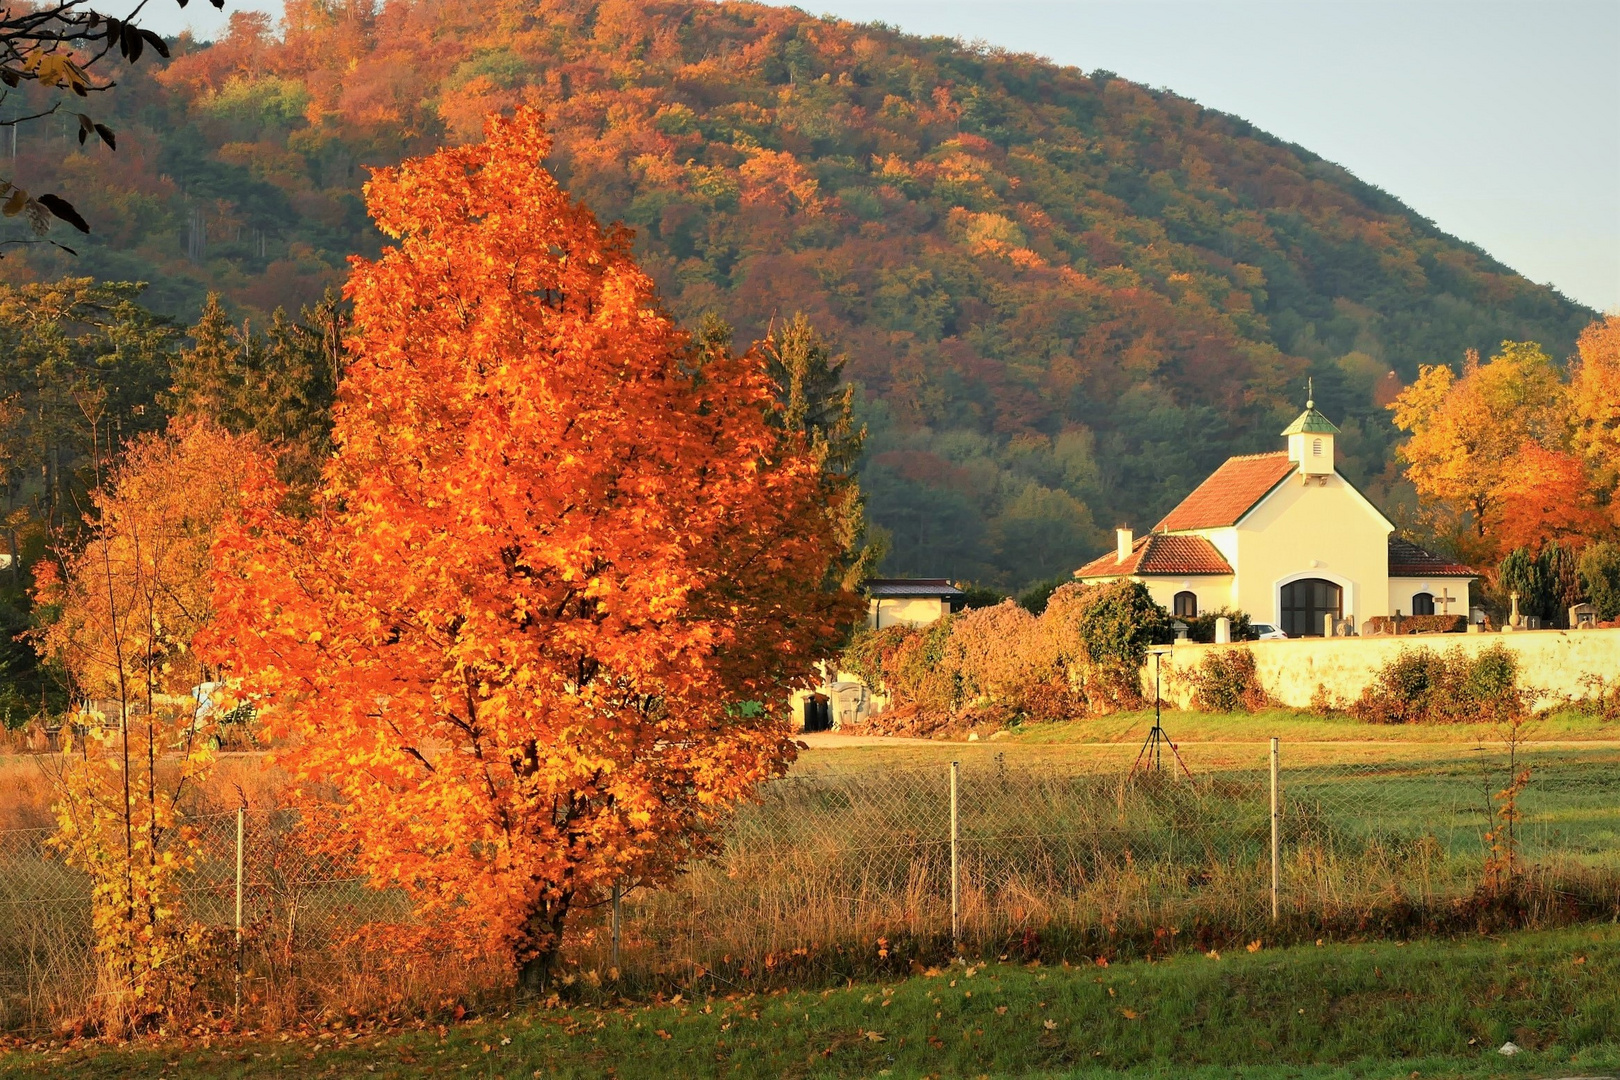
[1280,399,1340,436]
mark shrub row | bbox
[1349,642,1526,724]
[841,581,1174,723]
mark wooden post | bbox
[234,807,245,1020]
[1269,738,1280,923]
[949,761,960,948]
[610,880,621,973]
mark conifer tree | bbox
[169,292,343,497]
[761,313,884,589]
[168,294,252,431]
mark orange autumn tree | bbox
[205,108,858,989]
[1389,342,1585,563]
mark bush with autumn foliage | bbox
[203,109,859,990]
[1349,643,1525,725]
[841,580,1171,732]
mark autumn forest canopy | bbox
[0,0,1598,596]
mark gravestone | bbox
[1570,602,1597,630]
[1214,616,1230,644]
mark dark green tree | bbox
[0,279,176,724]
[1540,541,1582,628]
[761,312,883,590]
[1498,547,1549,623]
[1577,542,1620,620]
[168,291,344,498]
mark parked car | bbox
[1250,623,1287,640]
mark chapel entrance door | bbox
[1280,578,1342,638]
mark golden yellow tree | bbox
[1569,315,1620,495]
[1390,342,1571,562]
[38,420,270,1031]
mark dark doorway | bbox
[1280,578,1342,637]
[802,694,831,732]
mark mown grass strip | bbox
[4,924,1618,1079]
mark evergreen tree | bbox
[167,294,251,431]
[168,291,344,500]
[1577,542,1620,620]
[1540,541,1582,627]
[761,313,884,590]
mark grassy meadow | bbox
[4,925,1618,1078]
[5,706,1620,1035]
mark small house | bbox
[864,578,965,630]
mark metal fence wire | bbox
[4,740,1618,1029]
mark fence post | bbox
[610,880,621,973]
[234,806,245,1020]
[949,760,960,949]
[1269,738,1280,924]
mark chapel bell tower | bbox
[1281,383,1338,477]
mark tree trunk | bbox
[515,896,572,996]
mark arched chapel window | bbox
[1412,592,1435,616]
[1173,591,1198,619]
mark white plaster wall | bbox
[1155,628,1620,710]
[1140,575,1238,618]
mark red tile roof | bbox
[1076,533,1233,579]
[1388,538,1476,578]
[1155,452,1296,532]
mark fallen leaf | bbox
[1246,940,1262,953]
[1121,1009,1139,1020]
[1043,1020,1057,1031]
[654,1030,671,1040]
[864,1030,886,1042]
[994,1006,1007,1016]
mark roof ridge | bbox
[1225,451,1290,461]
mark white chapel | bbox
[1075,399,1476,636]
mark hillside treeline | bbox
[0,0,1595,587]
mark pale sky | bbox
[141,0,1620,313]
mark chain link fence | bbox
[4,740,1618,1029]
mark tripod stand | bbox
[1131,647,1192,779]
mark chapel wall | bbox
[1140,575,1237,618]
[1232,473,1392,624]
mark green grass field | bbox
[5,925,1618,1079]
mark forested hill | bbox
[0,0,1594,589]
